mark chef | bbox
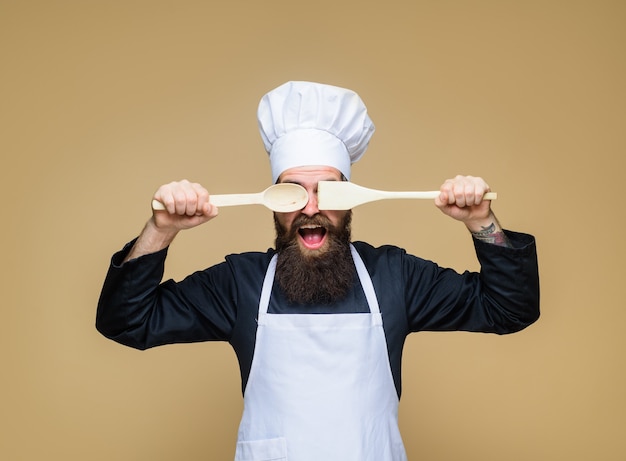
[96,81,540,461]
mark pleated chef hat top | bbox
[258,81,375,183]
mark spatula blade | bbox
[317,181,380,210]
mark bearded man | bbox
[96,81,540,461]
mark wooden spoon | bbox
[317,181,497,210]
[151,183,309,213]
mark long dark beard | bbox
[274,211,355,305]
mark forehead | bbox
[278,165,343,183]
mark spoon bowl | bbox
[260,183,309,212]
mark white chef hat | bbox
[258,81,375,182]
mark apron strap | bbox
[350,244,381,315]
[259,255,277,315]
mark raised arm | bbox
[96,179,229,348]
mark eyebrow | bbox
[280,175,344,184]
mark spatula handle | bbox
[383,191,497,200]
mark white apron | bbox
[234,245,407,461]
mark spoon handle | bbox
[208,193,264,207]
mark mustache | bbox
[290,214,333,233]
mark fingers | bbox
[154,180,214,217]
[437,175,490,208]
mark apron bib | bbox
[234,245,407,461]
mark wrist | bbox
[464,212,500,234]
[466,214,511,247]
[144,218,179,246]
[123,219,179,262]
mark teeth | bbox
[300,225,320,229]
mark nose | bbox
[301,188,320,217]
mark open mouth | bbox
[298,224,328,250]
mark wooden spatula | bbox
[317,181,497,210]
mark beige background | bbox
[1,1,624,460]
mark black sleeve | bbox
[95,240,239,350]
[403,230,540,334]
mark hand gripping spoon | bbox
[151,183,309,213]
[317,181,497,210]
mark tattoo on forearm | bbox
[471,222,511,247]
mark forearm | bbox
[123,218,179,262]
